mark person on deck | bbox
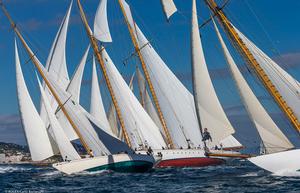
[202,128,212,142]
[89,149,94,158]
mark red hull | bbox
[156,157,225,168]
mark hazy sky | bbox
[0,0,300,151]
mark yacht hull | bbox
[53,153,155,174]
[151,149,238,167]
[248,149,300,176]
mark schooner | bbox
[1,0,158,174]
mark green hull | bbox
[87,160,153,173]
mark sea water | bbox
[1,160,300,193]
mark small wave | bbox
[0,165,33,173]
[273,170,300,177]
[240,172,259,177]
[40,170,61,177]
[74,169,111,176]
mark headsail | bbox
[160,0,177,20]
[213,19,293,153]
[233,25,300,123]
[101,47,166,149]
[40,1,78,141]
[90,57,112,134]
[94,0,112,42]
[15,40,54,161]
[67,46,90,103]
[37,76,81,160]
[191,0,237,148]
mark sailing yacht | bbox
[2,1,157,175]
[201,0,300,175]
[111,0,244,167]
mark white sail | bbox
[136,68,164,132]
[233,25,300,122]
[15,41,54,161]
[67,46,90,103]
[191,0,236,148]
[119,0,202,148]
[160,0,177,20]
[37,76,81,161]
[40,1,78,141]
[90,57,112,134]
[107,103,119,137]
[101,47,167,149]
[213,20,293,153]
[94,0,112,42]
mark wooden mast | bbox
[77,0,132,148]
[117,0,174,149]
[204,0,300,133]
[0,2,93,155]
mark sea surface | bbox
[0,160,300,193]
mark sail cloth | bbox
[67,46,90,104]
[37,76,81,161]
[94,0,112,42]
[101,47,167,150]
[136,68,164,133]
[213,20,293,153]
[15,41,54,161]
[233,25,300,122]
[191,0,238,148]
[40,1,78,141]
[107,103,119,137]
[160,0,177,20]
[119,0,202,148]
[90,57,112,135]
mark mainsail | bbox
[94,0,112,42]
[15,41,54,161]
[233,25,300,122]
[101,47,166,149]
[213,19,293,153]
[191,0,239,148]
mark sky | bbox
[0,0,300,152]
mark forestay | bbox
[101,47,166,150]
[15,41,54,161]
[214,20,293,153]
[233,25,300,122]
[191,0,237,148]
[94,0,112,42]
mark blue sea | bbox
[1,160,300,193]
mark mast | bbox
[117,0,174,148]
[205,0,300,133]
[0,2,93,155]
[77,0,132,147]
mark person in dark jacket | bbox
[202,128,212,142]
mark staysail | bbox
[90,57,112,134]
[40,1,78,141]
[101,47,166,149]
[191,0,238,148]
[67,46,90,103]
[15,41,54,161]
[233,25,300,122]
[94,0,112,42]
[37,76,81,160]
[213,19,293,153]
